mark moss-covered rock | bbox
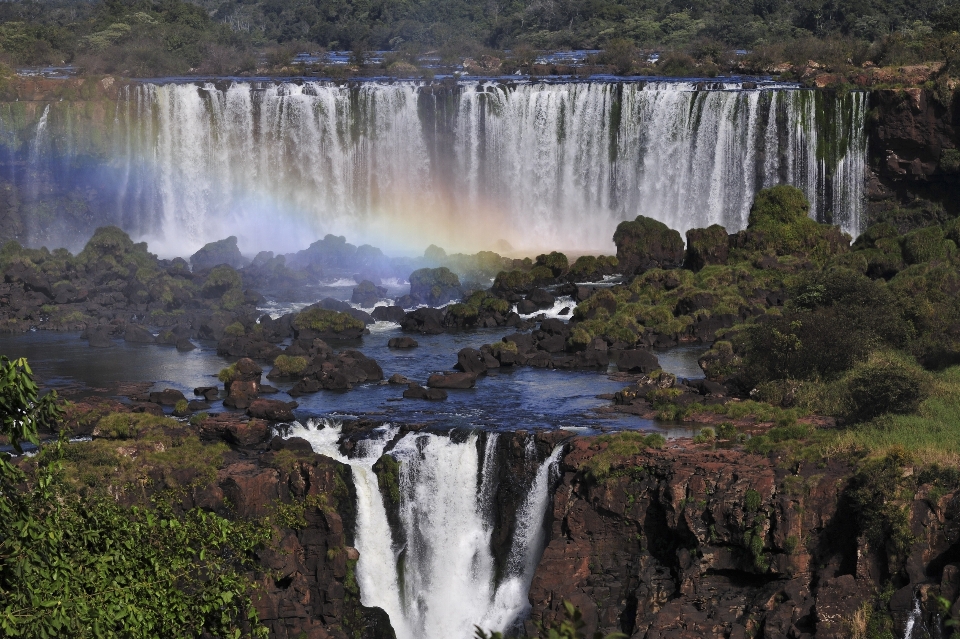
[684,224,729,271]
[731,186,851,263]
[901,225,954,264]
[292,306,366,339]
[189,236,247,271]
[613,215,684,276]
[408,267,461,305]
[535,251,568,277]
[492,269,534,295]
[567,255,619,281]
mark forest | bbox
[0,0,957,76]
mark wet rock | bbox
[124,324,156,344]
[187,400,210,411]
[388,373,411,385]
[528,288,556,308]
[352,280,388,307]
[614,215,685,275]
[194,386,220,401]
[246,399,298,422]
[615,349,660,374]
[388,336,418,349]
[87,327,115,348]
[149,388,186,406]
[516,299,538,315]
[190,236,248,271]
[455,348,487,374]
[403,383,447,400]
[427,372,477,389]
[372,305,406,323]
[400,307,445,335]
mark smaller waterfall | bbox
[286,420,562,639]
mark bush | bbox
[273,354,308,376]
[845,354,929,423]
[535,251,568,277]
[901,225,952,264]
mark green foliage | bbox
[744,488,762,512]
[0,484,270,638]
[493,269,533,292]
[844,353,929,423]
[0,356,62,456]
[748,185,810,228]
[901,225,953,264]
[535,251,569,277]
[273,354,308,377]
[847,451,915,568]
[581,432,668,481]
[292,308,365,334]
[218,363,238,384]
[201,265,242,304]
[224,321,246,337]
[373,454,401,505]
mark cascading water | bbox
[8,80,867,254]
[285,419,562,639]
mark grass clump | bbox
[582,431,668,481]
[293,307,364,334]
[273,354,308,376]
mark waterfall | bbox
[2,80,868,255]
[286,420,562,639]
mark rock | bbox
[234,358,263,382]
[124,324,155,344]
[403,384,447,400]
[616,349,660,374]
[4,261,53,298]
[427,372,478,389]
[190,236,247,271]
[388,373,411,385]
[176,338,195,351]
[131,402,164,415]
[372,305,406,323]
[455,348,487,374]
[388,337,418,349]
[684,224,730,271]
[400,307,445,335]
[516,299,538,315]
[408,267,461,305]
[528,288,556,308]
[613,215,685,276]
[87,327,115,348]
[194,386,220,401]
[187,400,210,411]
[351,280,388,307]
[246,399,298,422]
[149,388,186,406]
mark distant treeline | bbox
[0,0,958,76]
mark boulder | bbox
[528,288,556,308]
[685,225,730,271]
[190,236,247,271]
[149,388,186,406]
[613,215,685,276]
[351,280,388,307]
[400,307,445,335]
[408,267,461,305]
[403,384,448,400]
[516,299,538,315]
[87,327,115,348]
[388,373,412,385]
[427,372,478,389]
[455,348,487,374]
[388,337,419,349]
[616,349,661,374]
[372,305,406,323]
[246,399,298,422]
[124,324,155,344]
[194,386,220,401]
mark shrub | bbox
[901,225,952,264]
[224,321,245,337]
[493,269,534,293]
[273,354,308,376]
[535,251,568,276]
[844,354,929,423]
[217,363,238,384]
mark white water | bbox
[285,419,562,639]
[93,80,867,255]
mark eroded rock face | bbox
[525,439,960,639]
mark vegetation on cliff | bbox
[0,0,958,80]
[0,360,271,638]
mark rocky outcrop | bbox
[526,438,960,639]
[867,87,960,230]
[613,216,685,276]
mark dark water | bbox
[1,279,707,433]
[0,325,706,434]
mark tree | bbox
[0,355,61,458]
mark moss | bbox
[273,354,308,376]
[941,148,960,173]
[529,265,555,283]
[372,454,401,505]
[293,308,365,334]
[744,488,762,512]
[224,321,245,337]
[493,269,533,292]
[535,251,568,276]
[445,302,479,323]
[489,339,518,354]
[218,363,238,384]
[581,431,669,481]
